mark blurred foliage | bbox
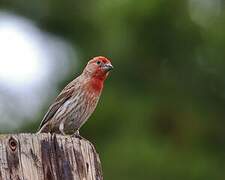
[1,0,225,179]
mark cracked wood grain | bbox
[0,133,103,180]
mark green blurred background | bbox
[0,0,225,179]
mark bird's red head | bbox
[84,56,113,80]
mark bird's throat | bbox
[89,77,104,93]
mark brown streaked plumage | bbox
[37,56,113,136]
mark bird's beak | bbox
[102,63,113,72]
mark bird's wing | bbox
[38,81,76,130]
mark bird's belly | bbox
[55,94,99,134]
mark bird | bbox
[37,56,113,137]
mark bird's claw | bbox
[71,131,87,141]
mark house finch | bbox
[37,56,113,136]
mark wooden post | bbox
[0,133,103,180]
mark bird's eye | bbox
[96,61,101,65]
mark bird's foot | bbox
[71,131,87,141]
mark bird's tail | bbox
[36,123,51,134]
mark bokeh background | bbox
[0,0,225,179]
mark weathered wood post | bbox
[0,133,103,180]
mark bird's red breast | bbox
[89,78,104,93]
